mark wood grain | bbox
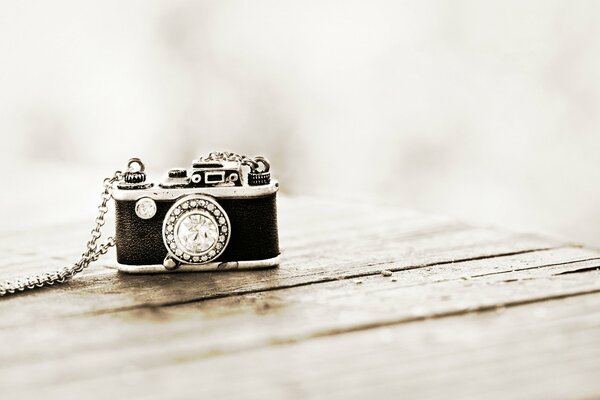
[14,291,600,400]
[1,196,598,399]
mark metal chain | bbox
[199,152,270,172]
[0,169,125,297]
[199,151,254,165]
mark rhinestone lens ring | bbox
[162,195,230,264]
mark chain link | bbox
[199,151,269,172]
[0,169,125,297]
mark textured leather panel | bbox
[115,194,279,265]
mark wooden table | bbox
[2,197,600,399]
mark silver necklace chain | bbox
[0,169,125,296]
[199,152,270,172]
[0,152,266,297]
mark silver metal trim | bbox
[113,180,279,201]
[111,255,281,274]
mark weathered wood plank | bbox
[2,197,597,400]
[1,251,599,392]
[8,284,600,400]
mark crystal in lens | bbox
[176,213,219,254]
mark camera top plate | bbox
[113,180,278,201]
[114,156,278,201]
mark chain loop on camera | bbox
[0,167,127,297]
[198,151,269,173]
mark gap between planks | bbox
[0,221,566,327]
[59,246,567,317]
[7,262,600,396]
[79,254,600,346]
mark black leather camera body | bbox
[112,155,279,273]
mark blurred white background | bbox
[0,0,599,245]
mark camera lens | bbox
[162,194,231,265]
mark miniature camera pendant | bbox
[0,152,280,297]
[114,152,280,273]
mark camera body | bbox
[112,155,279,273]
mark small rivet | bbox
[163,257,179,271]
